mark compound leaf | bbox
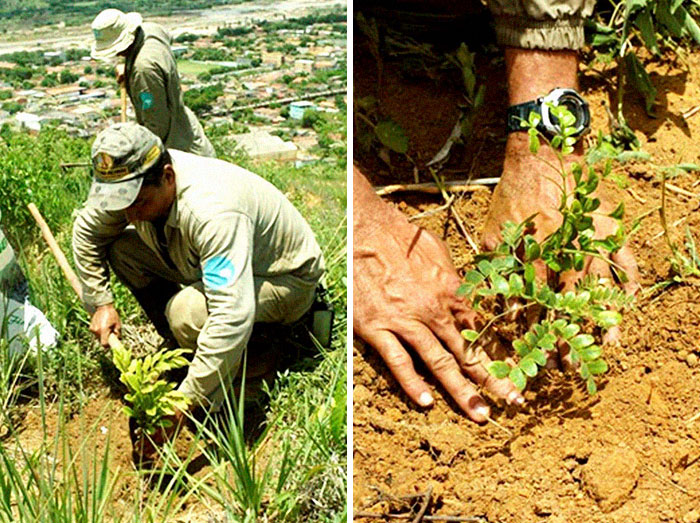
[586,376,598,395]
[491,273,510,295]
[595,310,622,328]
[531,348,547,366]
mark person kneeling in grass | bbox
[73,122,326,444]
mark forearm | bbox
[505,48,578,105]
[72,208,125,307]
[353,165,406,242]
[177,309,254,402]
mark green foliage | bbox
[174,32,200,43]
[259,10,346,33]
[1,101,22,114]
[460,105,634,394]
[586,0,700,122]
[41,72,58,87]
[183,83,223,115]
[111,341,191,436]
[0,90,12,100]
[301,108,322,129]
[59,69,79,84]
[216,26,253,38]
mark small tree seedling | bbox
[111,342,191,437]
[458,105,635,395]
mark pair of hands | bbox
[353,138,639,423]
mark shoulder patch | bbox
[139,91,154,110]
[203,256,236,289]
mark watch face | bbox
[542,88,591,137]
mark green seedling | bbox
[458,105,635,395]
[111,342,191,437]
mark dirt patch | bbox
[9,394,218,521]
[353,28,700,523]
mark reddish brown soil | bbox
[13,394,216,521]
[354,30,700,523]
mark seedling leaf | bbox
[509,367,526,391]
[569,334,595,350]
[519,357,538,378]
[588,359,608,375]
[461,329,480,342]
[488,361,511,379]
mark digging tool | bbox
[120,84,127,123]
[27,202,123,351]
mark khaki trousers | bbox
[107,229,318,398]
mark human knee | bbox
[165,286,208,347]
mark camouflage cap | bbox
[87,123,163,212]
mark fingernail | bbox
[508,391,524,406]
[475,403,490,419]
[418,392,434,407]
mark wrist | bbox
[353,166,406,241]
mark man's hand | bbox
[482,48,639,352]
[353,167,524,423]
[482,134,640,294]
[114,63,125,84]
[90,303,121,347]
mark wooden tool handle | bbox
[27,202,82,299]
[120,85,127,123]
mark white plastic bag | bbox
[0,219,58,355]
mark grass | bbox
[176,60,221,77]
[0,100,347,520]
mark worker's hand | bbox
[353,167,524,423]
[481,134,639,347]
[90,303,121,348]
[114,63,125,84]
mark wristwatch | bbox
[506,88,590,139]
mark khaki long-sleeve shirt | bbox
[73,150,324,400]
[125,24,215,157]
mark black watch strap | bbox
[506,99,541,134]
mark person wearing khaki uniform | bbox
[91,9,215,158]
[73,123,324,412]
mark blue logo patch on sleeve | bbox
[140,91,154,110]
[203,256,236,289]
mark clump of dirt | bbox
[354,26,700,523]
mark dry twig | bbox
[682,105,700,120]
[665,183,698,199]
[375,179,498,196]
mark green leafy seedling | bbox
[111,342,191,437]
[458,104,635,395]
